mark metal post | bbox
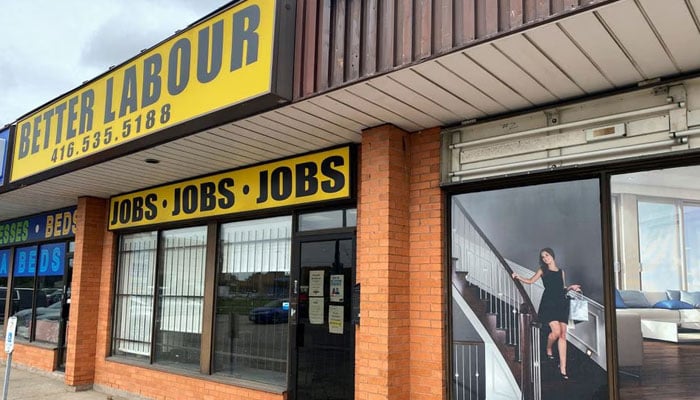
[2,352,11,400]
[3,316,17,400]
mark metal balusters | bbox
[453,341,485,400]
[531,325,542,400]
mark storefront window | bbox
[450,179,607,400]
[612,166,700,398]
[12,245,38,341]
[299,208,357,231]
[112,219,291,385]
[214,216,291,386]
[112,232,157,360]
[154,226,206,370]
[0,249,9,335]
[34,242,66,344]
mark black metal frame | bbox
[444,148,700,400]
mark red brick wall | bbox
[357,125,412,399]
[357,125,445,400]
[95,361,285,400]
[64,126,445,399]
[66,196,108,387]
[407,128,445,399]
[94,220,115,363]
[89,202,285,400]
[0,343,57,371]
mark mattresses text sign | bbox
[108,147,352,230]
[12,0,280,182]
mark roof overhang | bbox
[2,0,699,220]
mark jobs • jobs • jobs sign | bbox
[108,147,353,230]
[12,0,289,182]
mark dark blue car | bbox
[248,299,289,324]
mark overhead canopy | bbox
[1,0,699,219]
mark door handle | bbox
[294,279,299,295]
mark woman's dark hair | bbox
[538,247,556,274]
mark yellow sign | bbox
[108,147,352,229]
[12,0,278,182]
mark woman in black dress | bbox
[511,248,580,380]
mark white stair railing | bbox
[453,201,607,371]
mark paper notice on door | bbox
[309,297,324,324]
[330,274,344,302]
[309,270,324,297]
[328,305,344,334]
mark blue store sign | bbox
[0,128,8,186]
[0,243,66,278]
[0,206,76,246]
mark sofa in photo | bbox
[616,289,700,343]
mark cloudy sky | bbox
[0,0,231,127]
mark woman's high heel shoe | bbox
[546,354,556,361]
[560,372,569,380]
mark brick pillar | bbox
[94,216,116,380]
[357,125,411,399]
[65,196,108,388]
[407,128,445,399]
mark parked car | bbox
[248,299,289,324]
[0,287,48,320]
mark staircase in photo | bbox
[451,201,608,400]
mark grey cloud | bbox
[79,0,229,71]
[80,20,167,71]
[0,0,231,125]
[0,59,79,124]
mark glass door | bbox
[290,235,355,400]
[57,242,74,371]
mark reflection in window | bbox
[0,249,10,335]
[5,243,67,343]
[12,246,38,341]
[299,208,357,231]
[112,232,157,360]
[154,226,206,370]
[34,242,67,344]
[214,216,291,386]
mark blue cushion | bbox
[653,299,695,310]
[620,290,650,308]
[615,290,627,308]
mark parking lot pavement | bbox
[0,363,139,400]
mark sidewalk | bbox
[0,363,140,400]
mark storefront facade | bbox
[1,0,700,399]
[0,207,76,371]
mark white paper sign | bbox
[330,275,344,302]
[328,305,344,334]
[309,297,324,324]
[309,270,324,297]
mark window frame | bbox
[109,206,356,388]
[5,240,71,344]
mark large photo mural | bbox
[450,179,607,400]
